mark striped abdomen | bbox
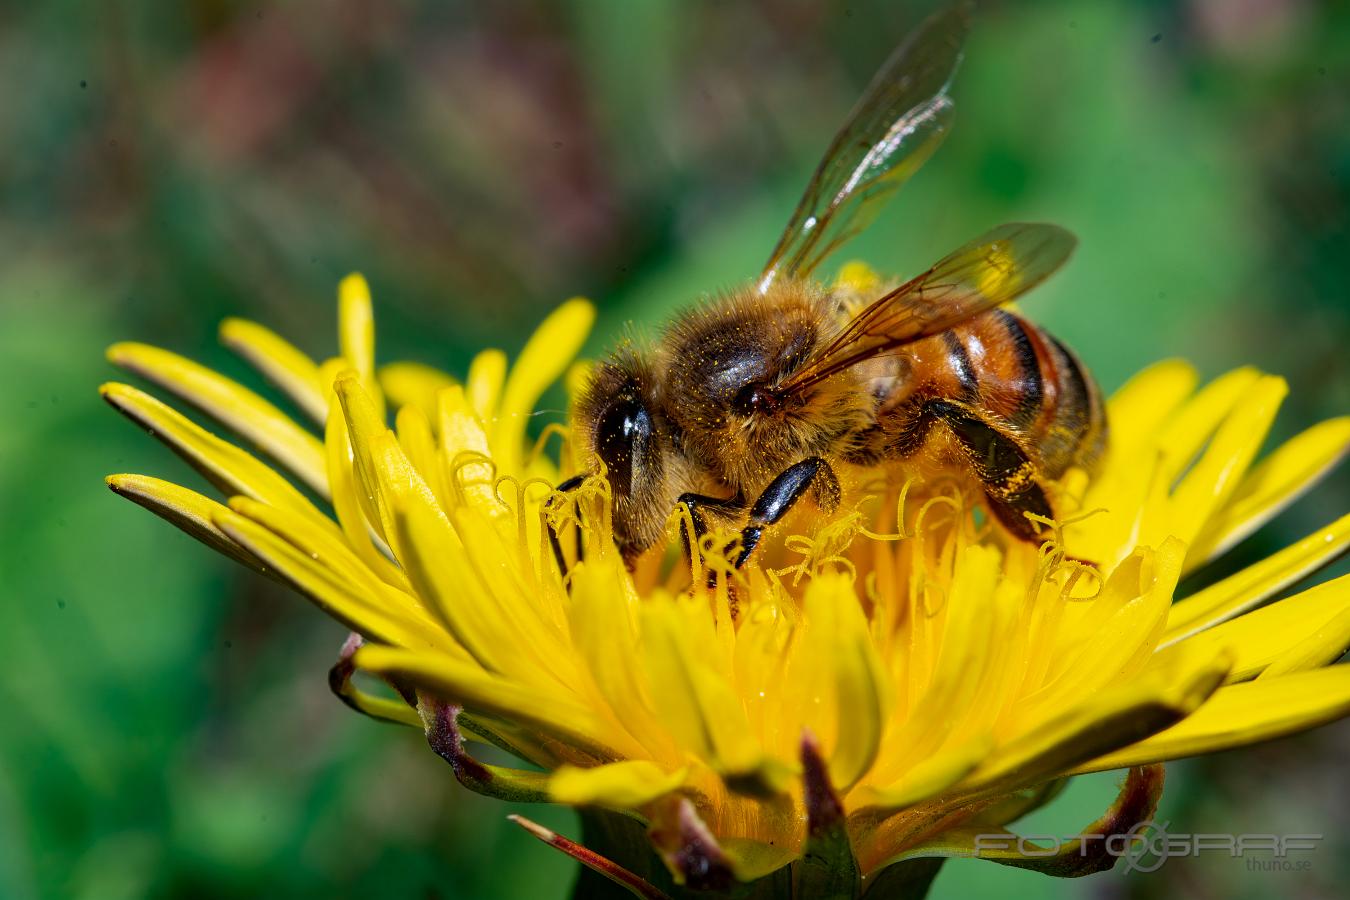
[881,308,1107,478]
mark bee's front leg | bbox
[547,474,587,578]
[674,491,745,564]
[734,457,841,569]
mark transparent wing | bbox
[776,223,1078,393]
[757,4,971,293]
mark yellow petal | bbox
[466,348,507,424]
[219,317,327,424]
[379,361,458,428]
[940,576,1024,748]
[859,736,992,810]
[1188,417,1350,564]
[965,643,1229,792]
[316,356,349,397]
[1168,574,1350,683]
[1105,359,1198,462]
[448,503,579,683]
[228,495,417,610]
[389,481,535,678]
[334,371,398,548]
[354,644,622,761]
[437,385,502,514]
[565,360,593,408]
[105,474,263,573]
[101,382,338,535]
[395,404,448,509]
[567,559,676,762]
[107,342,329,498]
[868,545,1001,786]
[799,573,889,792]
[733,594,795,752]
[323,398,406,588]
[1166,375,1286,555]
[550,761,687,808]
[720,838,799,885]
[1162,512,1350,645]
[495,298,595,471]
[212,508,428,649]
[355,391,579,690]
[1257,607,1350,680]
[1075,666,1350,772]
[1018,540,1185,720]
[338,273,376,382]
[641,598,777,786]
[338,273,384,420]
[1154,366,1260,486]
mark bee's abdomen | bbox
[1040,329,1107,476]
[939,309,1107,478]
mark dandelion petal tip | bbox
[105,473,150,494]
[339,271,370,293]
[105,341,135,363]
[98,382,139,410]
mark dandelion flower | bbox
[102,271,1350,898]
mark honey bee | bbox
[570,6,1106,569]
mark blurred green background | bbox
[2,0,1347,898]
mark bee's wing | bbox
[757,4,971,294]
[776,223,1078,393]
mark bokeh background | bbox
[2,0,1348,898]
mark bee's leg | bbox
[927,400,1052,544]
[675,491,745,561]
[547,474,587,578]
[734,457,841,569]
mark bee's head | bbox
[661,284,854,485]
[574,350,678,556]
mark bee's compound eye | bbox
[595,397,652,498]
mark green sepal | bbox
[877,764,1166,879]
[861,858,944,899]
[420,699,552,803]
[967,776,1070,829]
[794,731,862,899]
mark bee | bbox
[570,6,1106,569]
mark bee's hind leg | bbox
[926,400,1053,544]
[733,457,841,570]
[982,483,1054,544]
